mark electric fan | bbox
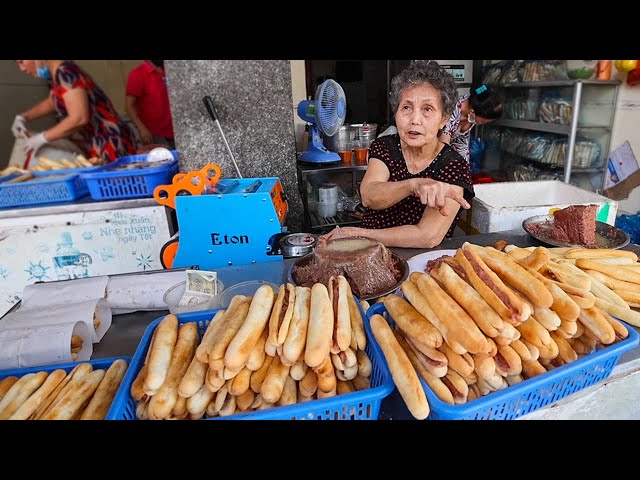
[297,79,346,164]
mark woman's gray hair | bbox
[389,60,458,118]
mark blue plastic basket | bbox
[0,173,89,208]
[32,164,107,178]
[110,305,395,420]
[366,302,639,420]
[0,356,131,420]
[80,150,179,201]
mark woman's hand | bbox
[138,124,154,145]
[412,178,470,216]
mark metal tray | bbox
[287,250,409,301]
[523,214,630,249]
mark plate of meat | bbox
[523,210,629,249]
[406,249,458,275]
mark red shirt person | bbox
[125,60,175,148]
[13,60,137,163]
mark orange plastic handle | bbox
[154,163,222,209]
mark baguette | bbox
[336,380,356,395]
[144,314,179,395]
[438,342,475,378]
[577,307,616,345]
[550,332,578,364]
[576,259,640,285]
[186,385,215,416]
[33,364,91,420]
[228,367,252,397]
[565,248,638,261]
[471,353,496,380]
[130,365,148,401]
[42,369,105,420]
[299,368,318,397]
[171,395,188,419]
[80,359,128,420]
[430,261,505,338]
[314,354,337,394]
[328,275,352,354]
[277,375,297,406]
[250,355,274,394]
[0,377,18,402]
[442,369,469,405]
[494,345,522,377]
[0,371,48,420]
[177,356,208,398]
[389,286,443,348]
[594,297,640,327]
[411,272,489,355]
[236,389,255,411]
[348,292,367,350]
[304,283,334,368]
[290,358,308,381]
[532,306,561,331]
[265,284,295,356]
[148,322,198,420]
[603,313,629,340]
[516,247,551,271]
[356,350,372,378]
[195,310,225,363]
[522,360,547,379]
[282,286,311,366]
[224,285,276,372]
[584,270,640,294]
[208,295,252,372]
[394,330,454,405]
[371,314,430,419]
[260,355,291,404]
[246,325,268,371]
[455,247,531,325]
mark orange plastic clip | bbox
[154,163,221,209]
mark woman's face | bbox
[395,83,447,148]
[15,60,38,77]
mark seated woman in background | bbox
[439,83,503,162]
[321,60,473,249]
[12,60,137,163]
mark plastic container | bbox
[0,356,131,420]
[163,280,224,314]
[32,164,106,178]
[217,280,279,309]
[80,150,179,200]
[471,180,618,233]
[109,307,395,420]
[0,173,88,208]
[366,303,639,420]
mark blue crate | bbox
[32,164,107,178]
[110,304,395,420]
[0,173,89,208]
[365,302,639,420]
[80,150,179,200]
[0,356,131,420]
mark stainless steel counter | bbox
[81,229,640,419]
[0,196,162,219]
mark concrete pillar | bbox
[166,60,303,230]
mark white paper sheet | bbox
[20,276,109,308]
[0,321,92,369]
[2,298,111,343]
[106,270,187,311]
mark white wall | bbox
[609,64,640,214]
[290,60,307,153]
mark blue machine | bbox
[170,177,288,270]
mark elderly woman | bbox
[321,60,473,249]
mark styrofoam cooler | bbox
[471,180,618,234]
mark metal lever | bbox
[203,96,243,179]
[242,180,262,194]
[213,180,239,194]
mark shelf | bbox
[498,80,620,88]
[308,211,363,231]
[492,119,570,135]
[503,152,606,173]
[298,162,368,175]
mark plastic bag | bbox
[469,138,484,174]
[616,213,640,245]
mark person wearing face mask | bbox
[12,60,137,163]
[320,61,473,249]
[125,60,175,150]
[439,83,503,162]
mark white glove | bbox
[24,132,48,154]
[11,115,27,138]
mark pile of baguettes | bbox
[131,277,373,420]
[0,359,128,420]
[370,242,634,420]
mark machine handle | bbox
[203,95,219,123]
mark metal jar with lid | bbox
[323,124,356,153]
[279,233,318,258]
[351,123,378,144]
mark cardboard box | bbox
[471,180,618,234]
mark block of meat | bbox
[291,237,400,298]
[551,204,597,247]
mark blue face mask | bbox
[36,65,51,80]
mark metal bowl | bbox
[287,250,409,301]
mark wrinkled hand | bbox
[24,132,48,154]
[11,115,27,138]
[413,178,470,216]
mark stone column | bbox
[166,60,302,230]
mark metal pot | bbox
[351,123,378,143]
[323,125,356,153]
[279,233,318,258]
